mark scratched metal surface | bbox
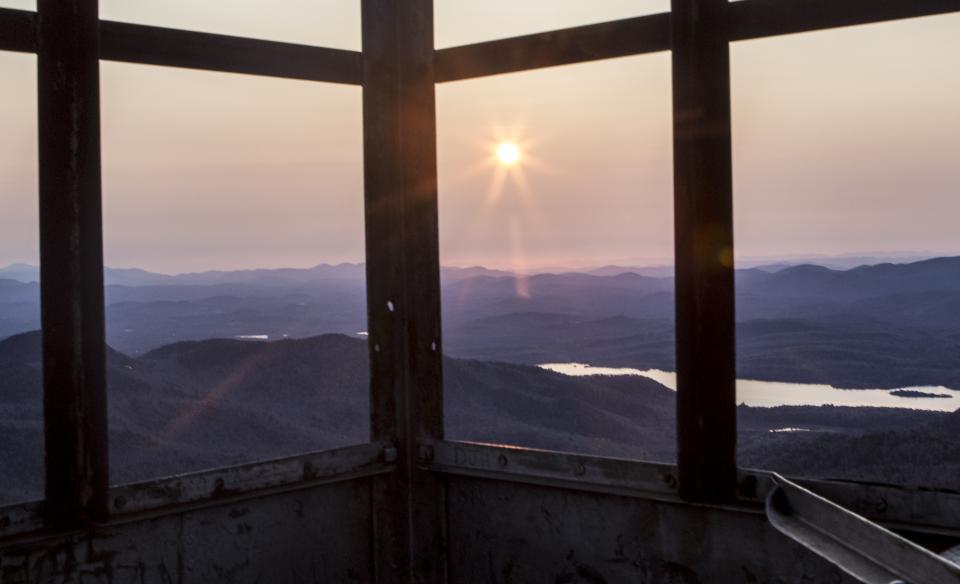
[0,478,372,584]
[444,475,861,584]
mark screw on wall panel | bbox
[383,446,398,463]
[573,463,586,477]
[664,474,678,489]
[417,444,435,464]
[113,496,127,511]
[497,454,508,467]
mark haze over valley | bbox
[3,254,960,389]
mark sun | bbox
[496,142,521,166]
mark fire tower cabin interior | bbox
[1,1,960,583]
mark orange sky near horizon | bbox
[0,2,958,273]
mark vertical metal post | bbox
[37,0,110,524]
[362,0,446,582]
[672,0,737,502]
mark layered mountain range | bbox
[3,257,960,388]
[3,256,960,504]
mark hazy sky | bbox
[0,1,958,272]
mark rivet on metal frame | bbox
[383,447,398,463]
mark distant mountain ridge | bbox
[744,256,960,299]
[0,262,515,286]
[3,253,953,285]
[3,256,960,388]
[0,262,368,286]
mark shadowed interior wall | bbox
[444,476,856,584]
[0,479,372,584]
[0,467,949,584]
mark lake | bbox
[539,363,960,412]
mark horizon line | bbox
[2,250,960,278]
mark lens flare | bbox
[496,142,520,165]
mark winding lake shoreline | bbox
[539,363,960,412]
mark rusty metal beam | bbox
[37,0,110,527]
[362,0,446,581]
[672,0,737,503]
[433,13,670,83]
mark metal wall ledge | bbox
[6,439,951,542]
[0,441,391,542]
[426,440,681,503]
[426,440,960,537]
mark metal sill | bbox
[425,440,960,538]
[0,441,392,542]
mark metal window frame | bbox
[0,0,956,553]
[36,0,110,527]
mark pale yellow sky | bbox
[0,3,958,272]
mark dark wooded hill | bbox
[1,332,955,505]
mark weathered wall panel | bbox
[445,476,859,584]
[0,479,372,584]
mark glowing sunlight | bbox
[496,141,520,165]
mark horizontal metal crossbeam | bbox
[3,0,959,83]
[0,8,362,85]
[0,7,31,53]
[729,0,960,41]
[435,0,960,82]
[100,20,362,84]
[433,13,671,82]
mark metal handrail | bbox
[767,473,960,584]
